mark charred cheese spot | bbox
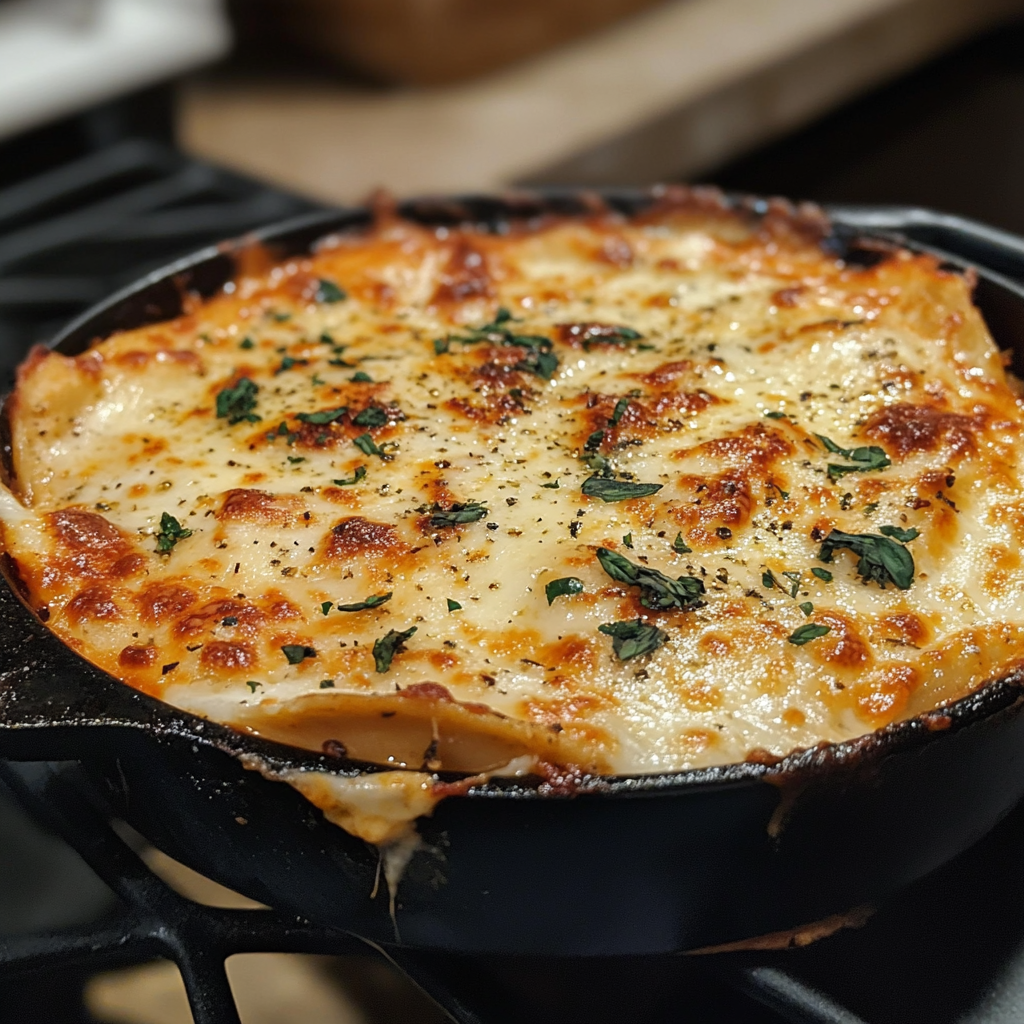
[201,641,256,671]
[138,582,198,623]
[853,664,920,727]
[119,644,158,667]
[863,402,981,459]
[65,585,121,623]
[49,510,136,578]
[218,489,304,524]
[325,517,410,560]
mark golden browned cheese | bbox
[5,193,1024,781]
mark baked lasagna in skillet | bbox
[3,188,1024,839]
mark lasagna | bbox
[3,189,1024,838]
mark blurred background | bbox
[6,1,1024,1022]
[3,0,1024,219]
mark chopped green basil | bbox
[811,567,833,582]
[333,466,367,486]
[879,525,920,543]
[215,377,261,424]
[545,577,584,605]
[352,406,387,427]
[422,501,488,528]
[350,371,373,383]
[609,398,630,427]
[782,571,802,598]
[315,279,347,303]
[788,624,831,645]
[319,679,335,689]
[434,308,559,379]
[584,430,605,451]
[287,456,305,464]
[596,548,704,611]
[598,619,668,660]
[815,433,891,481]
[239,336,255,350]
[672,533,692,554]
[373,626,417,673]
[275,356,308,375]
[155,512,192,553]
[246,681,261,693]
[799,601,814,616]
[336,592,392,613]
[447,598,462,612]
[296,406,347,425]
[817,529,916,590]
[576,324,644,351]
[281,644,317,665]
[582,477,663,502]
[541,479,560,489]
[321,601,333,616]
[353,433,386,458]
[622,532,633,549]
[764,411,788,420]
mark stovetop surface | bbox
[4,64,1024,1019]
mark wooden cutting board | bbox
[231,0,669,85]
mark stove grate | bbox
[0,138,318,380]
[0,760,858,1024]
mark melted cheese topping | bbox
[6,198,1024,781]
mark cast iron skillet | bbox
[2,189,1024,957]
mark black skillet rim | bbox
[5,185,1024,800]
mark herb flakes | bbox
[353,433,386,458]
[811,567,833,583]
[598,619,668,660]
[672,533,692,554]
[315,279,347,303]
[275,356,307,375]
[879,525,920,543]
[155,512,192,553]
[281,644,317,665]
[422,501,488,528]
[336,592,393,613]
[352,406,388,427]
[215,377,261,424]
[815,433,892,481]
[596,548,704,611]
[609,398,630,427]
[582,477,663,502]
[817,528,916,590]
[447,599,462,612]
[788,623,831,646]
[373,626,417,673]
[333,466,367,486]
[545,577,584,605]
[297,406,347,425]
[434,307,559,379]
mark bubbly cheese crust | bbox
[6,193,1024,778]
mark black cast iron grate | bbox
[0,759,862,1024]
[0,137,318,381]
